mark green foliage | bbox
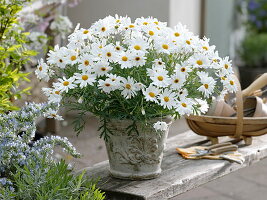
[1,159,105,200]
[0,0,36,112]
[239,33,267,68]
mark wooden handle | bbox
[242,73,267,97]
[234,75,244,138]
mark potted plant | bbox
[35,16,237,180]
[237,0,267,88]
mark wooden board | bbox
[83,130,267,200]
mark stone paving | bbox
[55,115,267,200]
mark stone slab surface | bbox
[83,131,267,200]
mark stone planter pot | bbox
[105,117,172,180]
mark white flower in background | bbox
[117,51,133,69]
[120,77,139,99]
[159,89,177,109]
[74,72,96,88]
[54,77,76,93]
[114,41,124,53]
[195,99,209,114]
[170,73,186,90]
[28,32,48,50]
[153,58,166,68]
[50,15,73,39]
[220,57,234,75]
[150,68,171,88]
[143,85,161,103]
[198,75,216,98]
[224,76,237,93]
[128,38,149,52]
[175,98,193,115]
[78,54,94,72]
[98,79,115,93]
[153,121,168,131]
[93,61,112,76]
[129,51,146,67]
[42,87,62,103]
[47,45,68,68]
[177,88,188,99]
[107,74,123,86]
[101,44,118,62]
[172,22,188,38]
[189,54,210,68]
[154,38,174,54]
[35,59,50,81]
[175,63,192,74]
[65,49,79,65]
[44,108,64,120]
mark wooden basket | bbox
[186,74,267,145]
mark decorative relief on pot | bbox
[113,135,162,166]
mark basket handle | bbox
[242,73,267,97]
[234,75,244,138]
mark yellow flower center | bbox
[230,80,234,85]
[122,56,128,61]
[202,46,208,50]
[149,92,155,97]
[154,21,159,25]
[157,76,164,81]
[63,81,69,86]
[174,32,180,37]
[186,40,191,45]
[71,55,77,61]
[196,60,203,65]
[149,31,154,36]
[125,84,131,89]
[135,57,140,61]
[182,103,187,107]
[59,59,63,63]
[129,24,135,28]
[83,30,89,34]
[162,44,169,49]
[115,46,121,51]
[51,114,57,117]
[101,67,107,71]
[213,59,218,63]
[225,64,229,69]
[164,96,170,102]
[116,19,120,23]
[134,45,141,50]
[55,91,60,95]
[181,67,186,72]
[106,52,112,57]
[101,27,106,32]
[105,83,111,87]
[39,66,42,71]
[221,76,226,80]
[143,22,148,25]
[158,61,162,65]
[204,84,209,89]
[84,60,89,66]
[174,79,179,83]
[82,75,88,80]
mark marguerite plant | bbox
[36,15,237,140]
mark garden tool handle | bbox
[206,142,232,150]
[242,73,267,97]
[209,145,238,155]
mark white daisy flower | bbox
[107,74,123,87]
[224,76,237,93]
[175,98,193,115]
[129,51,146,67]
[159,89,177,109]
[195,99,209,114]
[65,49,79,65]
[129,38,149,52]
[143,85,161,103]
[35,59,50,81]
[93,61,112,76]
[153,58,166,68]
[114,41,124,52]
[170,73,186,90]
[44,108,63,121]
[197,76,216,98]
[120,76,139,99]
[78,54,95,72]
[101,44,117,62]
[150,68,171,88]
[54,77,76,93]
[189,54,210,68]
[47,45,67,68]
[220,56,234,75]
[175,63,192,74]
[117,51,133,69]
[177,88,189,99]
[98,79,115,93]
[154,38,174,54]
[153,121,168,131]
[74,72,96,88]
